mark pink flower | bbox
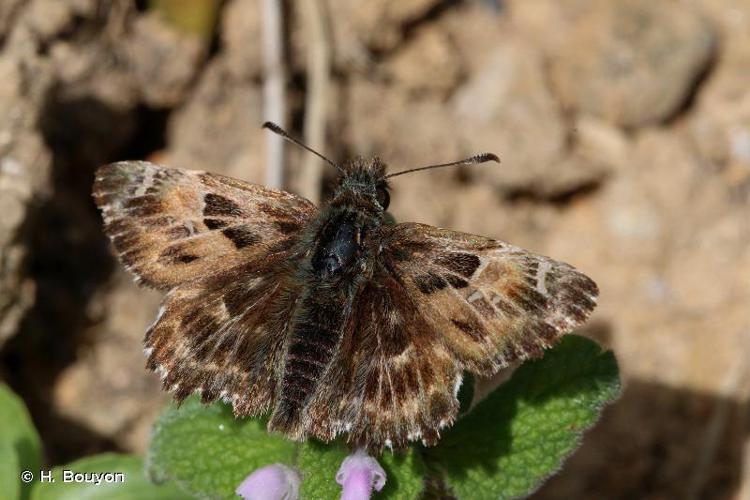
[336,449,386,500]
[236,463,301,500]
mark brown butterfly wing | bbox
[93,161,315,290]
[93,161,317,414]
[381,223,599,375]
[145,260,298,414]
[304,274,462,449]
[306,222,598,449]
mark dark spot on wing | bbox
[222,225,261,249]
[364,373,380,401]
[389,247,410,262]
[158,244,199,265]
[506,284,545,313]
[126,199,162,217]
[414,272,447,294]
[380,380,393,410]
[450,318,485,341]
[429,392,452,419]
[274,220,303,234]
[204,193,244,217]
[380,323,410,357]
[204,218,228,230]
[403,368,419,394]
[258,202,293,219]
[123,195,156,209]
[141,216,175,228]
[391,371,407,403]
[445,274,468,289]
[435,252,481,278]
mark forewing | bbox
[93,161,316,290]
[380,223,599,375]
[145,257,298,415]
[93,161,316,416]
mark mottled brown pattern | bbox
[274,220,303,234]
[93,156,598,452]
[203,193,244,217]
[380,223,599,376]
[435,252,481,277]
[93,161,315,289]
[203,218,227,229]
[414,272,448,294]
[221,226,261,249]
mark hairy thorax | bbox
[269,201,383,436]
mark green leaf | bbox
[30,454,183,500]
[298,440,425,499]
[426,335,620,500]
[147,397,296,499]
[0,384,42,500]
[0,440,21,500]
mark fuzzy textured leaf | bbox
[30,454,183,500]
[0,384,42,500]
[426,335,620,500]
[147,397,295,499]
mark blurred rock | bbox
[221,0,263,80]
[0,39,54,347]
[505,0,590,54]
[347,77,463,167]
[451,37,569,192]
[550,0,715,127]
[327,0,442,66]
[166,58,267,183]
[545,129,748,390]
[687,1,750,195]
[536,128,750,498]
[11,0,96,43]
[53,272,165,453]
[384,26,463,96]
[123,13,208,107]
[572,116,629,171]
[0,0,24,37]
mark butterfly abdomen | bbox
[269,207,372,438]
[269,285,351,438]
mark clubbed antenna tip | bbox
[384,152,501,179]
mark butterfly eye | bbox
[376,186,390,210]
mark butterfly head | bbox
[331,156,390,212]
[261,121,498,215]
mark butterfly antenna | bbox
[262,122,344,175]
[383,153,500,179]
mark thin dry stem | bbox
[261,0,286,188]
[291,0,332,203]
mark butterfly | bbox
[92,122,598,451]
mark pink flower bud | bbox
[336,449,386,500]
[236,463,300,500]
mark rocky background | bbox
[0,0,748,498]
